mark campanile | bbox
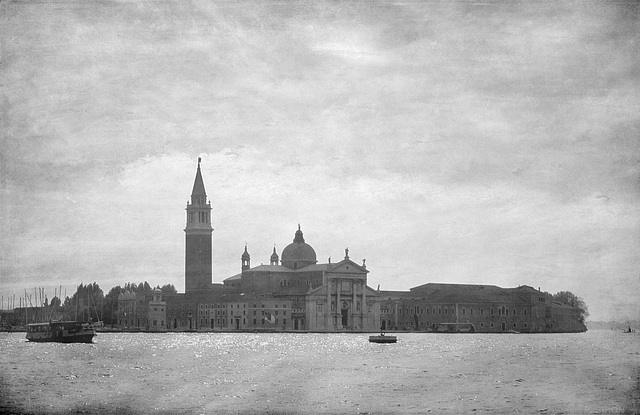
[184,158,213,293]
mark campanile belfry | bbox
[184,158,213,293]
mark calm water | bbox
[1,331,638,414]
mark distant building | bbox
[219,228,380,331]
[117,288,166,331]
[117,159,586,333]
[379,283,586,333]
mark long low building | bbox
[379,283,586,333]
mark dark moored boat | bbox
[369,333,397,343]
[26,321,96,343]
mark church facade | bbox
[117,159,586,333]
[222,230,380,332]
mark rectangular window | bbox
[462,308,466,315]
[480,309,484,315]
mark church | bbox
[118,159,586,333]
[164,159,381,332]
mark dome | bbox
[281,225,317,269]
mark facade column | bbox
[326,276,331,330]
[336,279,341,329]
[361,280,366,314]
[360,281,365,329]
[352,280,356,329]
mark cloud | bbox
[1,0,638,321]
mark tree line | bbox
[38,282,177,325]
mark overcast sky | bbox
[1,0,638,321]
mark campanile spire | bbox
[185,158,213,293]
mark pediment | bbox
[326,259,368,275]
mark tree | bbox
[160,284,177,295]
[67,282,105,322]
[103,286,125,325]
[49,296,62,308]
[553,291,589,324]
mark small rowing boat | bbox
[369,333,397,343]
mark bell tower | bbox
[241,245,251,272]
[185,158,213,293]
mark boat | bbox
[26,321,96,343]
[369,333,397,343]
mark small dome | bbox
[281,225,317,269]
[241,245,250,259]
[270,247,279,262]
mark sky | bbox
[1,0,638,321]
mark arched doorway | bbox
[501,321,506,332]
[341,301,349,328]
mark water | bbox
[1,331,638,414]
